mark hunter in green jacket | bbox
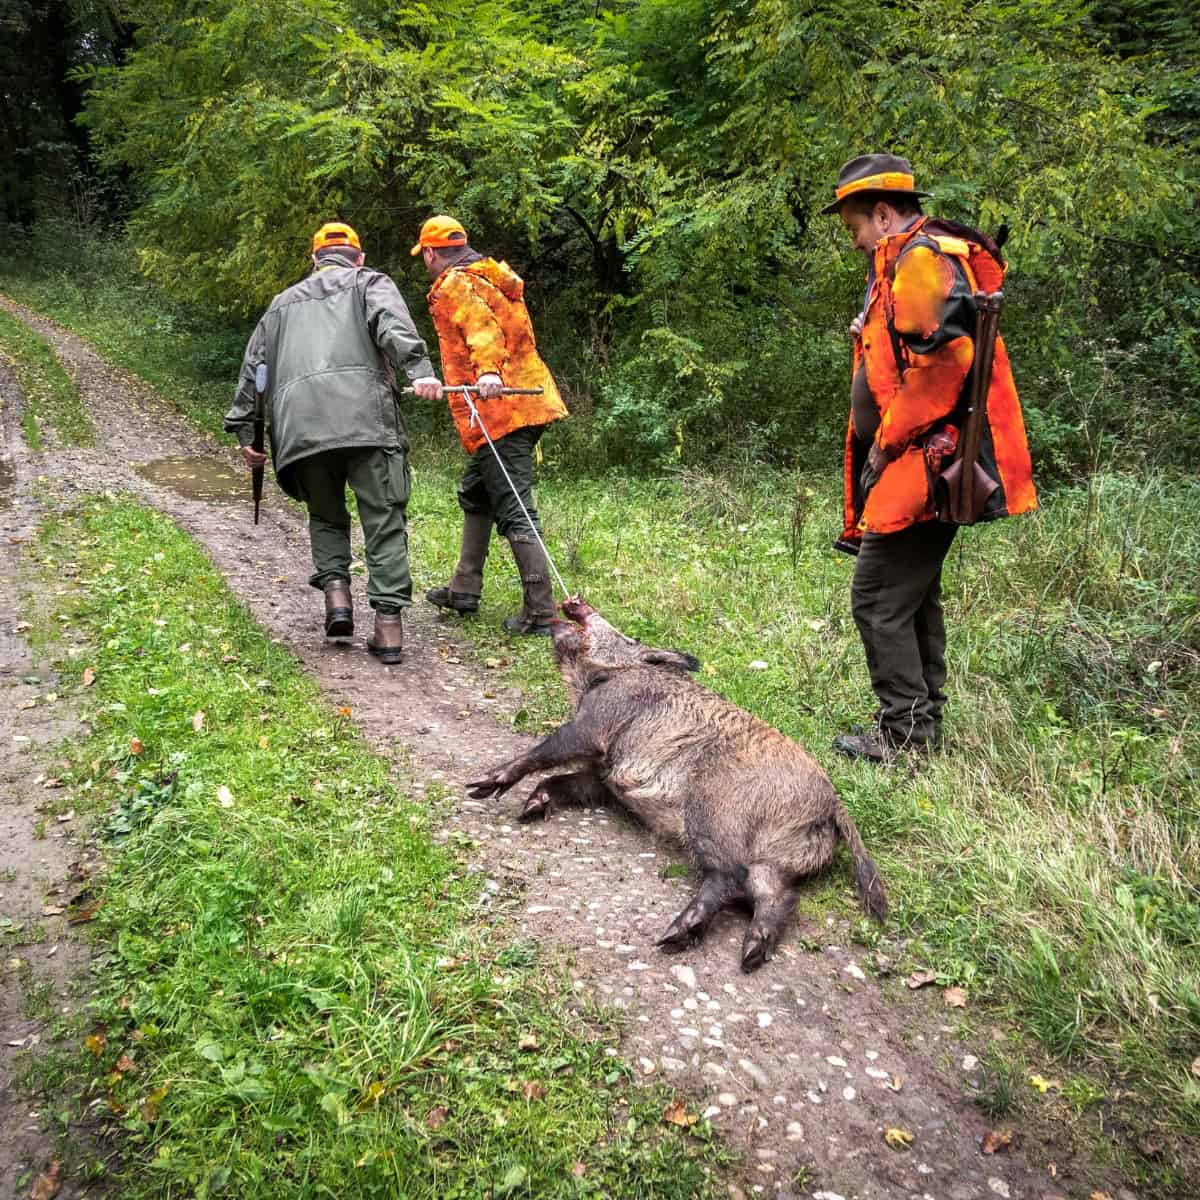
[226,222,444,664]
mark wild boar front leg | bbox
[466,720,603,801]
[656,870,747,952]
[519,770,610,822]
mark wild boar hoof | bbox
[518,790,552,822]
[740,931,775,974]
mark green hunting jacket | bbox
[225,251,434,499]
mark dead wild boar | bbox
[467,598,887,971]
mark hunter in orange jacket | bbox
[822,154,1036,764]
[840,216,1036,541]
[412,215,567,635]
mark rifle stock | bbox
[252,363,268,525]
[936,291,1003,525]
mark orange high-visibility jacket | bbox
[841,217,1036,540]
[427,258,567,455]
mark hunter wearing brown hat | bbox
[823,154,1036,763]
[412,215,568,636]
[226,222,444,665]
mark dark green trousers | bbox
[291,447,412,613]
[457,425,544,538]
[850,520,957,745]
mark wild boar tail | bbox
[833,800,889,923]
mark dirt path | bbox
[0,296,1137,1200]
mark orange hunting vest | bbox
[427,258,567,455]
[841,217,1037,540]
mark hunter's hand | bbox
[241,446,268,469]
[476,373,503,400]
[411,376,443,401]
[849,314,865,339]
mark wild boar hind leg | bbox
[466,720,604,800]
[740,863,800,974]
[656,870,747,953]
[519,770,610,822]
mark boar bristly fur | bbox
[468,599,887,971]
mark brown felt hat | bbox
[821,153,932,215]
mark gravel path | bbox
[0,295,1137,1200]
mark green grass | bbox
[5,235,1200,1191]
[0,304,94,447]
[24,497,723,1199]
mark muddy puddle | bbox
[135,456,247,503]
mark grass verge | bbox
[0,304,95,447]
[24,496,722,1198]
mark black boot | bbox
[426,512,491,614]
[323,578,353,637]
[502,534,555,636]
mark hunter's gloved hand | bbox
[476,373,503,400]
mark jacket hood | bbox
[467,257,524,301]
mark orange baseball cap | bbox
[410,215,468,255]
[312,222,362,253]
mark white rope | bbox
[454,386,571,599]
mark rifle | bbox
[935,291,1003,525]
[252,363,268,525]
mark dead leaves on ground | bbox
[906,969,936,989]
[663,1100,699,1128]
[884,1127,913,1150]
[981,1128,1014,1154]
[942,986,968,1009]
[30,1161,61,1200]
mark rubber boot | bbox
[323,578,353,637]
[426,512,491,614]
[502,534,555,636]
[366,612,404,664]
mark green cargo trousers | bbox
[290,447,412,614]
[850,520,958,746]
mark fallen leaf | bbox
[140,1084,168,1122]
[82,667,95,687]
[115,1054,136,1074]
[67,900,102,924]
[884,1127,913,1150]
[129,737,143,755]
[41,906,65,917]
[906,970,936,989]
[425,1105,449,1130]
[520,1080,548,1101]
[982,1129,1014,1154]
[1029,1074,1061,1094]
[570,1162,586,1178]
[888,1075,904,1092]
[1136,1135,1162,1158]
[663,1100,698,1127]
[56,810,73,823]
[943,986,968,1008]
[85,1033,107,1057]
[30,1161,61,1200]
[192,710,205,732]
[216,785,234,808]
[517,1033,538,1051]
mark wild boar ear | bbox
[640,648,701,673]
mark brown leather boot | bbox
[323,578,353,637]
[366,612,403,664]
[502,534,555,636]
[426,512,491,614]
